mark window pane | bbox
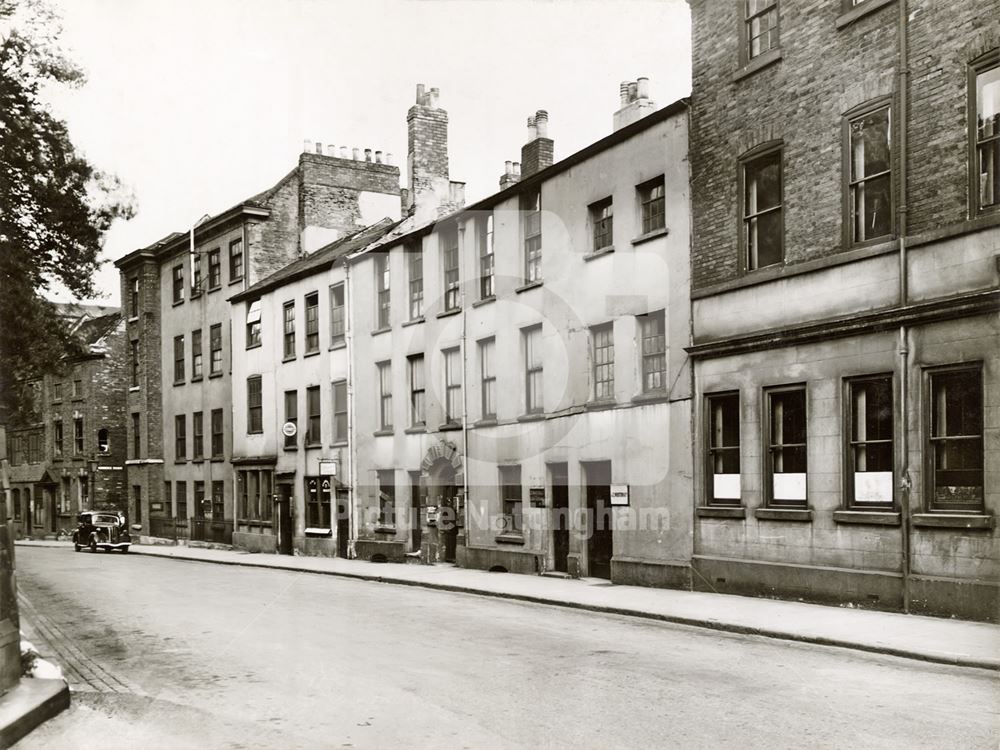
[977,64,1000,209]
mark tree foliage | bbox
[0,0,134,422]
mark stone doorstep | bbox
[0,678,70,748]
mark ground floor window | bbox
[928,366,983,511]
[237,469,273,521]
[305,476,332,528]
[12,488,20,520]
[175,481,187,520]
[32,488,42,525]
[211,481,224,519]
[765,386,807,507]
[707,392,741,505]
[194,481,206,518]
[377,470,395,527]
[133,485,141,524]
[846,375,893,507]
[499,465,523,535]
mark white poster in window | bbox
[773,473,806,501]
[854,472,893,504]
[713,474,741,500]
[610,485,630,506]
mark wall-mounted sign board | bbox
[610,484,630,506]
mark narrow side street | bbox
[13,546,1000,749]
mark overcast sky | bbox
[44,0,692,305]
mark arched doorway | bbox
[419,440,464,564]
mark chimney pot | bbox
[535,110,549,139]
[327,144,337,156]
[352,147,361,161]
[386,152,393,166]
[364,148,372,162]
[416,83,425,103]
[375,150,383,164]
[628,81,638,102]
[304,139,313,153]
[619,81,630,107]
[637,76,650,100]
[504,160,513,175]
[315,141,323,154]
[340,146,348,159]
[514,162,521,175]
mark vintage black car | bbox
[73,510,131,553]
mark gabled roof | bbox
[229,218,400,303]
[75,312,122,347]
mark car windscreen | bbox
[94,515,119,525]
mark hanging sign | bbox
[319,459,338,477]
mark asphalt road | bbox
[12,546,1000,750]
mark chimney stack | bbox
[613,76,657,131]
[520,109,554,178]
[406,82,454,218]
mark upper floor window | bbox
[479,214,494,299]
[209,324,222,375]
[229,238,244,281]
[638,178,665,236]
[247,376,263,434]
[442,226,460,311]
[972,52,999,213]
[172,265,184,304]
[175,415,186,460]
[52,381,63,401]
[71,379,82,398]
[928,366,983,512]
[444,347,462,424]
[847,102,892,244]
[305,292,320,354]
[131,412,141,459]
[283,301,296,359]
[130,340,140,387]
[378,361,393,430]
[74,417,84,454]
[191,255,202,295]
[211,409,223,457]
[173,335,185,383]
[591,197,614,251]
[742,146,783,271]
[246,300,261,349]
[522,190,542,283]
[208,249,221,289]
[523,325,543,414]
[707,393,741,506]
[330,283,346,347]
[284,390,298,449]
[408,354,425,427]
[408,244,424,320]
[332,380,348,444]
[591,323,615,401]
[306,385,321,446]
[191,329,203,380]
[744,0,778,61]
[53,419,63,457]
[638,310,666,393]
[375,253,391,329]
[480,337,496,420]
[377,470,396,527]
[129,277,139,317]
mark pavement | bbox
[15,539,1000,672]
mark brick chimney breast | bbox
[520,109,554,178]
[613,76,657,131]
[406,83,451,217]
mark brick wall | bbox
[689,0,999,291]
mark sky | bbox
[43,0,692,305]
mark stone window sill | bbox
[129,386,140,392]
[191,376,203,383]
[437,308,461,319]
[733,47,782,82]
[584,399,617,412]
[191,458,205,464]
[282,356,296,364]
[305,527,332,537]
[211,457,225,463]
[912,513,994,530]
[208,285,221,294]
[438,422,462,432]
[373,429,394,437]
[583,246,615,261]
[835,0,895,29]
[329,341,347,350]
[631,228,668,246]
[833,510,900,526]
[371,326,392,337]
[402,318,424,328]
[475,418,498,427]
[229,278,244,286]
[515,280,543,294]
[472,296,496,308]
[374,525,396,534]
[209,372,222,379]
[172,300,184,307]
[631,390,669,406]
[517,412,546,423]
[754,507,812,522]
[495,533,525,545]
[303,350,320,359]
[696,506,746,519]
[127,316,139,323]
[404,426,426,435]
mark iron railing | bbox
[189,518,234,545]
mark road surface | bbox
[13,545,1000,749]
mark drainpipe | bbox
[459,227,471,551]
[897,0,911,614]
[345,261,358,559]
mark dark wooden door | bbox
[335,489,349,558]
[278,484,293,555]
[442,484,457,562]
[585,462,612,579]
[551,464,569,573]
[410,473,422,552]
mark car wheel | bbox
[90,538,97,553]
[74,543,81,552]
[121,546,130,554]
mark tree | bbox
[0,0,134,422]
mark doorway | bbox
[429,460,457,562]
[277,483,294,555]
[335,488,350,558]
[550,463,569,573]
[584,461,613,579]
[409,471,422,552]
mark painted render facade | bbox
[687,0,1000,621]
[347,86,694,586]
